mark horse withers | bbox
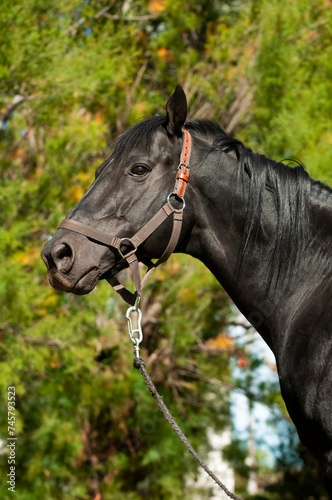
[41,85,332,495]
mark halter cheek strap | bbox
[58,129,192,305]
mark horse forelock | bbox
[111,115,167,161]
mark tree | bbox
[1,0,331,498]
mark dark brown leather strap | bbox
[107,276,138,305]
[59,219,121,248]
[130,202,174,248]
[59,202,179,254]
[139,210,183,293]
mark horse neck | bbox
[184,144,325,353]
[307,181,332,280]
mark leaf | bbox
[69,185,84,203]
[157,47,172,63]
[148,0,166,14]
[206,333,234,351]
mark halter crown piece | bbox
[58,129,192,306]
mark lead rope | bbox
[126,306,243,500]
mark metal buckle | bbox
[119,238,137,259]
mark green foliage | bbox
[244,0,332,185]
[0,0,331,498]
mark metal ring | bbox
[119,237,137,259]
[167,192,185,211]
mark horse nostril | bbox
[51,243,74,273]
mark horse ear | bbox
[165,84,187,136]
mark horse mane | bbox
[111,116,329,294]
[186,120,314,292]
[237,151,311,292]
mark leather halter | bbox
[58,129,192,305]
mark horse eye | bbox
[130,164,148,176]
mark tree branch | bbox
[65,17,86,35]
[22,336,65,347]
[94,4,113,19]
[101,14,155,21]
[224,84,254,134]
[0,95,25,129]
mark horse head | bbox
[41,85,198,295]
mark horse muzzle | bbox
[41,228,118,295]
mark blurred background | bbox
[0,1,331,498]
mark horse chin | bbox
[49,260,128,295]
[48,267,100,295]
[72,268,100,295]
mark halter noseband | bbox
[58,129,192,305]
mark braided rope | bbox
[134,357,243,500]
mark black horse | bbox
[41,85,332,495]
